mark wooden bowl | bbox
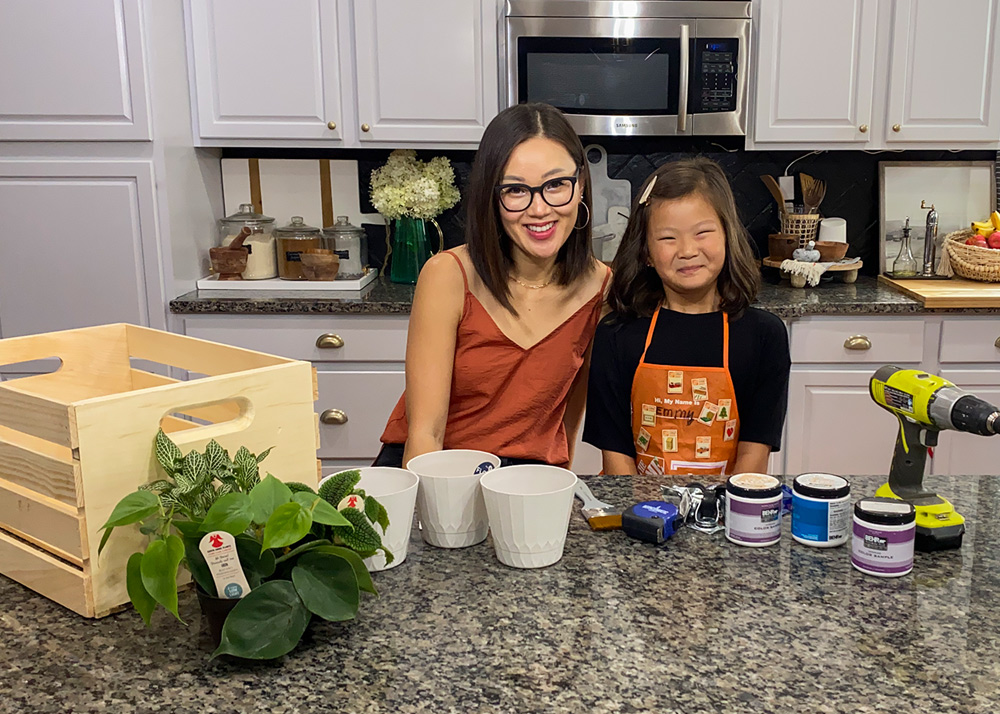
[300,252,340,281]
[768,234,798,261]
[209,246,248,280]
[814,240,848,262]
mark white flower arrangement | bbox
[370,150,460,221]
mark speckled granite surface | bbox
[2,473,997,714]
[169,276,999,317]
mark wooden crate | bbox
[0,324,320,618]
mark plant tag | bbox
[338,494,365,512]
[199,531,251,600]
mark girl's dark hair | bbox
[466,102,593,314]
[608,157,760,320]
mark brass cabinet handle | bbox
[995,336,1000,349]
[892,123,901,132]
[361,123,371,132]
[844,335,872,351]
[315,333,345,349]
[327,121,337,130]
[320,409,348,425]
[859,124,868,133]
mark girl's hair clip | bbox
[639,176,658,205]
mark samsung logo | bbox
[616,122,638,128]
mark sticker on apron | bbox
[697,402,718,426]
[695,436,712,459]
[717,399,732,422]
[691,377,709,402]
[641,403,657,426]
[724,420,737,442]
[639,455,665,476]
[667,371,684,394]
[637,427,651,452]
[662,429,678,453]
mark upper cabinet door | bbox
[885,0,1000,144]
[0,0,150,141]
[188,0,344,141]
[352,0,499,143]
[753,0,878,144]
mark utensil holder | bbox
[781,213,821,247]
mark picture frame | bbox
[878,161,997,275]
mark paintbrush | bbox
[575,480,622,530]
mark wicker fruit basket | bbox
[942,228,1000,282]
[781,212,821,246]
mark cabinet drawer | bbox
[789,317,925,364]
[316,370,405,459]
[184,315,409,363]
[939,319,1000,363]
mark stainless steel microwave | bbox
[503,0,751,136]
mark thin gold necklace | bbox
[512,276,552,289]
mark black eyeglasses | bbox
[495,173,579,212]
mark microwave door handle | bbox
[678,23,690,133]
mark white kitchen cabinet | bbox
[352,0,499,144]
[0,160,165,341]
[885,0,1000,144]
[752,0,879,145]
[932,370,1000,476]
[0,0,151,141]
[187,0,347,141]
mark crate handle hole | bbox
[0,357,63,380]
[160,397,252,436]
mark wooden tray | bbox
[762,258,863,288]
[0,324,320,617]
[878,275,1000,308]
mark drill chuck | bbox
[951,395,1000,436]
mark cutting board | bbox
[584,144,632,231]
[879,275,1000,307]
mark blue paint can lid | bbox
[793,473,850,499]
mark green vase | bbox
[389,216,431,285]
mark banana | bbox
[991,211,1000,230]
[972,220,994,236]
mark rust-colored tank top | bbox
[380,252,610,468]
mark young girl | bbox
[583,158,790,478]
[376,103,611,469]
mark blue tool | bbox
[622,500,681,545]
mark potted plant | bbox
[99,430,391,659]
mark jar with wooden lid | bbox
[275,216,323,280]
[218,203,276,279]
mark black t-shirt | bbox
[583,307,790,457]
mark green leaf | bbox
[172,519,203,538]
[182,450,208,485]
[334,506,384,552]
[98,526,114,556]
[313,545,377,595]
[317,470,361,508]
[273,539,331,565]
[234,447,259,486]
[155,429,183,474]
[286,481,316,495]
[126,553,157,626]
[200,492,253,536]
[250,475,292,524]
[204,439,231,474]
[365,496,390,533]
[99,490,160,536]
[255,446,274,464]
[292,492,353,528]
[235,534,276,581]
[212,581,311,660]
[182,536,216,597]
[291,552,359,622]
[262,502,312,551]
[140,535,185,622]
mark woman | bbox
[376,103,611,469]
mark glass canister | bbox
[218,203,276,280]
[275,216,323,280]
[322,215,368,280]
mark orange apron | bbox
[630,309,740,477]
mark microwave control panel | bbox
[691,39,739,114]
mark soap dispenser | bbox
[892,216,918,277]
[921,200,939,276]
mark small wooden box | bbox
[0,324,320,617]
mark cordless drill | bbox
[870,366,1000,551]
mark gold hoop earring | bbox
[574,203,590,230]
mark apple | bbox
[967,236,980,246]
[974,237,989,249]
[988,231,1000,249]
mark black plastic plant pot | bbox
[196,588,240,647]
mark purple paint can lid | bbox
[855,497,916,526]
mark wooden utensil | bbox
[801,173,827,215]
[760,175,787,215]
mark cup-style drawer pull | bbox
[995,336,1000,349]
[320,409,348,425]
[316,333,345,349]
[844,335,872,351]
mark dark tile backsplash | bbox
[225,144,1000,276]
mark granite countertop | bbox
[169,276,999,317]
[2,473,997,714]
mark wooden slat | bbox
[879,275,1000,308]
[0,424,79,506]
[124,324,289,377]
[0,529,90,617]
[249,158,262,214]
[0,324,130,387]
[0,477,84,565]
[319,159,334,227]
[0,382,72,447]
